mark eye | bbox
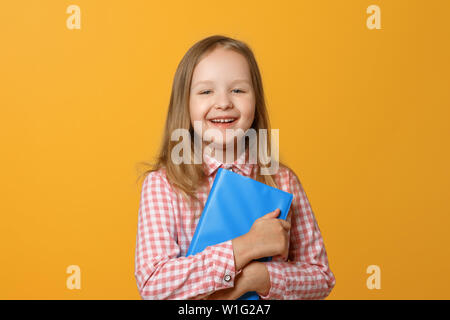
[232,89,245,93]
[200,90,212,95]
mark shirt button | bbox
[224,274,232,282]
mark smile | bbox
[210,118,235,123]
[208,118,237,128]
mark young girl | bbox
[135,35,336,300]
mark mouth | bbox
[207,117,238,128]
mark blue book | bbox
[186,168,293,300]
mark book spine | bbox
[186,168,225,256]
[281,194,294,220]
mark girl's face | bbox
[189,47,256,149]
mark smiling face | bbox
[189,46,256,151]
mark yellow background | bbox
[1,0,449,299]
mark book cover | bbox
[186,168,294,300]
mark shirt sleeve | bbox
[259,169,336,300]
[134,170,238,300]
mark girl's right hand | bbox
[246,208,291,260]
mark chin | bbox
[205,139,231,149]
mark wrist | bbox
[254,262,271,296]
[239,261,271,296]
[232,233,255,270]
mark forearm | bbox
[206,261,271,300]
[231,233,256,271]
[204,272,249,300]
[136,240,237,300]
[259,260,336,300]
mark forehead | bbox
[191,48,252,88]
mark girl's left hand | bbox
[204,261,270,300]
[240,260,271,296]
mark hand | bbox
[246,208,291,261]
[239,261,271,296]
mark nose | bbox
[213,91,233,110]
[214,103,232,110]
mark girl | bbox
[135,35,336,300]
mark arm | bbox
[259,170,336,300]
[134,171,238,300]
[204,260,270,300]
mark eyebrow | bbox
[192,79,251,88]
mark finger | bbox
[279,219,291,231]
[286,209,292,221]
[260,208,280,220]
[281,238,290,261]
[284,241,290,260]
[272,254,288,261]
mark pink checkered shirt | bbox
[134,150,336,300]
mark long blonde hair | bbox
[136,34,289,208]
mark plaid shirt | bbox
[135,150,336,300]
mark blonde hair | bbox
[136,34,289,209]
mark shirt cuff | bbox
[209,239,238,291]
[258,261,287,300]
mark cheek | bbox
[241,104,256,127]
[189,98,206,123]
[189,99,210,137]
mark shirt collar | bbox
[202,148,255,177]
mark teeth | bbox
[211,119,235,123]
